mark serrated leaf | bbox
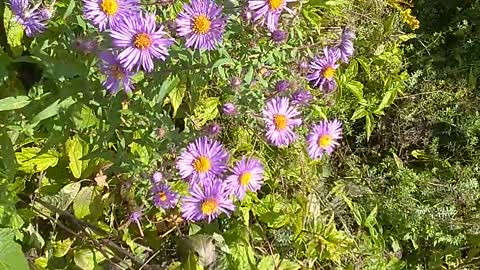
[73,187,94,219]
[0,229,29,270]
[0,96,31,111]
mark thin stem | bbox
[0,0,13,56]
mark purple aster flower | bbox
[298,60,309,73]
[8,0,47,37]
[274,80,289,93]
[271,29,287,43]
[291,89,312,106]
[181,179,235,223]
[110,12,174,72]
[82,0,139,31]
[230,76,242,88]
[222,103,237,115]
[98,51,134,94]
[176,136,229,184]
[337,28,355,63]
[306,47,340,93]
[129,209,142,223]
[248,0,296,32]
[176,0,227,50]
[204,123,221,137]
[152,171,163,183]
[306,119,342,160]
[38,6,54,21]
[225,157,264,200]
[242,7,253,24]
[262,97,302,147]
[152,183,178,209]
[73,36,98,54]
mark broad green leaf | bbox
[351,106,367,121]
[0,229,29,270]
[52,238,74,258]
[0,96,31,111]
[129,142,150,165]
[192,97,220,127]
[167,84,186,117]
[344,60,358,79]
[211,58,234,70]
[34,182,81,218]
[15,147,59,173]
[344,80,364,100]
[0,133,15,181]
[244,66,254,84]
[29,97,76,128]
[66,136,89,178]
[4,7,24,51]
[374,89,397,115]
[73,186,94,219]
[154,75,179,106]
[74,249,105,270]
[258,255,277,270]
[70,103,99,130]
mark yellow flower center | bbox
[133,33,153,49]
[100,0,119,16]
[193,156,212,173]
[268,0,284,10]
[193,14,211,34]
[158,192,167,201]
[318,134,332,149]
[201,199,218,215]
[323,66,335,79]
[110,65,124,80]
[239,172,252,186]
[274,114,288,130]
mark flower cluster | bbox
[176,137,264,223]
[8,0,53,36]
[307,29,356,93]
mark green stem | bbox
[0,0,13,56]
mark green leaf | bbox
[66,136,89,179]
[154,75,180,106]
[192,97,220,127]
[344,80,364,100]
[167,84,186,117]
[374,89,397,115]
[34,182,81,218]
[15,147,59,173]
[211,58,234,70]
[29,97,76,128]
[0,96,31,111]
[129,142,150,165]
[351,106,367,121]
[0,228,29,270]
[70,103,99,130]
[244,66,254,84]
[344,60,358,79]
[74,249,105,270]
[0,133,15,181]
[258,255,277,270]
[383,14,396,35]
[52,238,74,258]
[73,187,94,219]
[0,53,11,82]
[63,0,76,19]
